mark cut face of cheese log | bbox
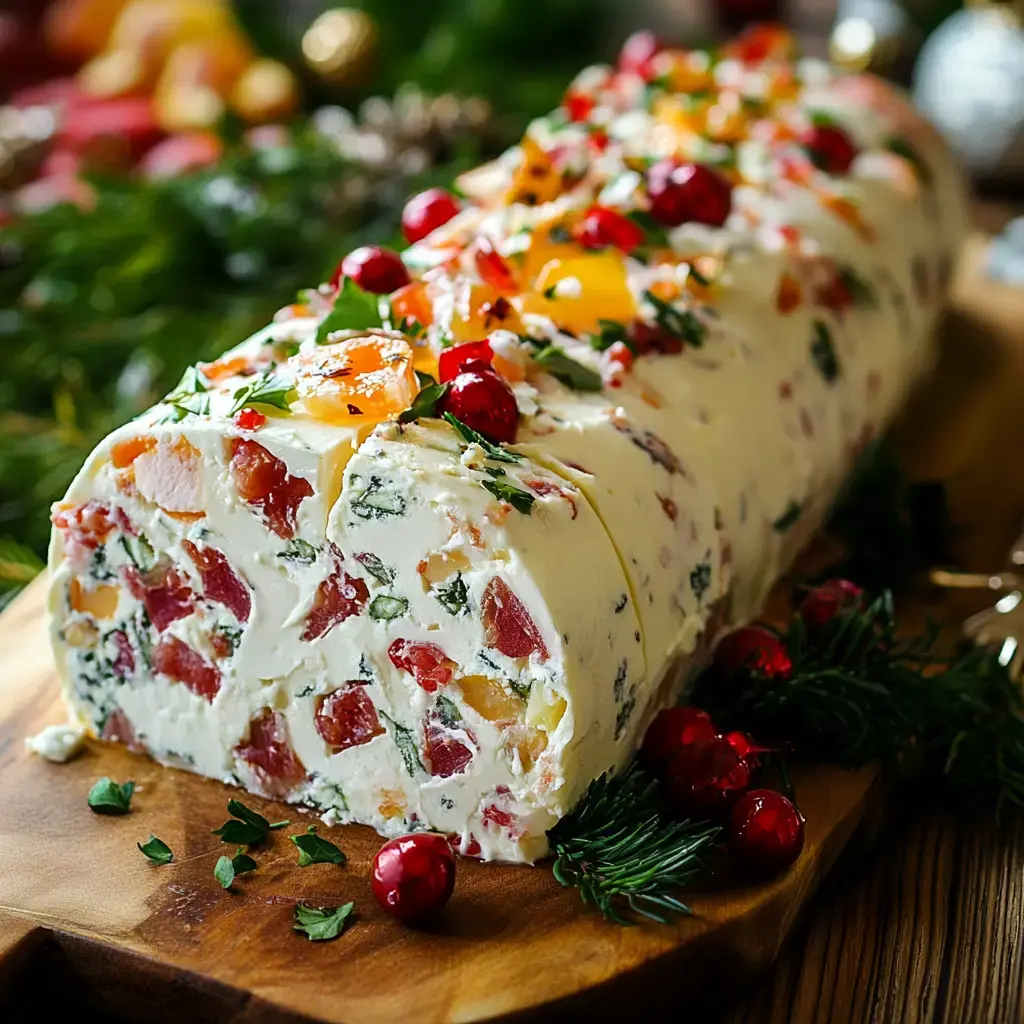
[49,34,968,862]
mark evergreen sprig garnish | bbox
[548,765,720,924]
[692,592,1024,818]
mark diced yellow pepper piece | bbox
[522,252,637,336]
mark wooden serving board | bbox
[0,234,1015,1023]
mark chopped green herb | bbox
[482,477,535,514]
[290,826,346,867]
[442,412,522,463]
[212,798,287,845]
[542,284,558,299]
[549,225,573,244]
[88,777,134,815]
[398,381,449,424]
[214,847,257,889]
[294,902,354,941]
[838,265,876,307]
[354,551,394,584]
[773,500,803,534]
[414,369,437,388]
[433,573,469,616]
[230,371,295,415]
[507,678,532,700]
[162,366,211,420]
[381,711,424,776]
[278,538,318,565]
[643,290,706,347]
[369,594,409,620]
[688,263,711,288]
[351,478,407,520]
[214,625,243,655]
[119,533,155,572]
[810,320,840,384]
[137,834,173,865]
[316,277,383,341]
[809,109,839,128]
[591,318,630,353]
[435,694,462,728]
[533,346,603,391]
[627,209,671,247]
[885,136,932,183]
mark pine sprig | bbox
[548,766,720,924]
[693,593,1024,817]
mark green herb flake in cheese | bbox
[215,625,243,655]
[442,412,522,463]
[627,209,670,248]
[290,825,347,867]
[278,538,318,564]
[230,371,295,415]
[381,711,424,777]
[137,834,173,865]
[119,533,155,572]
[643,290,706,348]
[214,847,257,889]
[316,277,383,341]
[482,477,535,514]
[838,265,877,307]
[773,500,803,534]
[354,551,394,584]
[294,902,354,941]
[87,777,134,815]
[810,320,841,384]
[533,346,603,392]
[591,318,631,353]
[507,678,532,700]
[398,381,449,424]
[433,572,469,615]
[351,478,407,520]
[689,552,712,604]
[435,694,462,728]
[369,594,409,621]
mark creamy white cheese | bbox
[26,723,86,763]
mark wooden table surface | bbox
[717,199,1024,1024]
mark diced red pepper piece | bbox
[482,804,516,830]
[153,636,220,702]
[388,639,457,692]
[438,340,494,383]
[101,707,145,752]
[481,577,549,661]
[314,685,384,751]
[302,553,369,641]
[424,714,474,778]
[473,238,518,295]
[229,438,313,540]
[111,630,135,679]
[51,500,118,550]
[236,708,306,789]
[182,539,251,623]
[575,206,645,254]
[124,562,196,632]
[563,91,595,123]
[234,408,266,431]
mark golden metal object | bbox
[302,8,378,88]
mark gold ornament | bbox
[302,8,378,88]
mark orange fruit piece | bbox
[110,435,156,468]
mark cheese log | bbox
[48,34,968,863]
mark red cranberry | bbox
[234,408,266,431]
[438,340,494,383]
[371,833,456,924]
[665,736,751,816]
[575,206,645,254]
[647,160,733,228]
[437,369,518,445]
[723,730,764,769]
[619,30,661,79]
[712,626,793,682]
[563,90,595,122]
[640,706,718,773]
[627,320,684,355]
[801,124,858,175]
[799,578,864,629]
[728,789,805,875]
[402,188,461,244]
[333,246,410,295]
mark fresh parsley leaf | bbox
[212,799,287,845]
[167,365,209,398]
[161,365,211,421]
[398,381,448,424]
[369,594,409,620]
[627,209,671,247]
[433,573,468,615]
[381,711,424,776]
[435,694,462,728]
[88,777,134,815]
[592,319,630,353]
[137,834,173,865]
[316,278,383,342]
[354,551,394,584]
[229,371,295,415]
[810,320,841,384]
[442,412,521,463]
[643,290,706,347]
[290,826,346,867]
[415,370,437,388]
[533,346,603,391]
[214,847,257,889]
[278,538,318,565]
[293,902,354,941]
[482,477,535,514]
[351,478,407,520]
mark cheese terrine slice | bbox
[48,27,967,862]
